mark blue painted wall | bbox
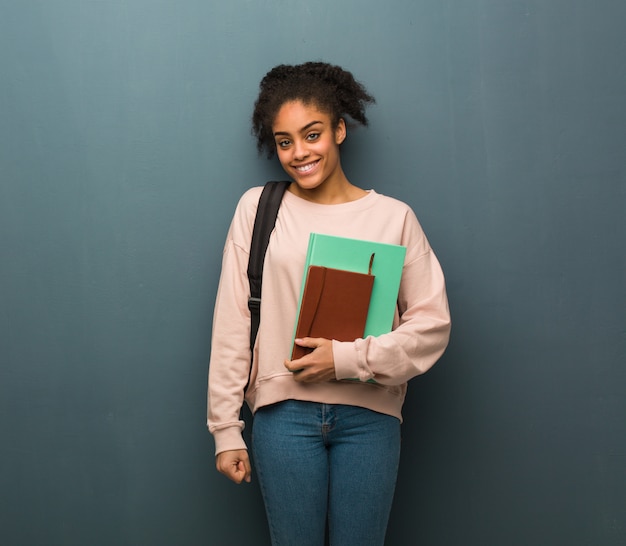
[1,1,624,544]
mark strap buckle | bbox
[248,297,261,312]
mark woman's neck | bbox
[287,176,367,205]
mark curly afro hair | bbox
[252,62,375,158]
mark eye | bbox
[306,132,320,142]
[276,139,291,149]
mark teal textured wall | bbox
[1,1,624,544]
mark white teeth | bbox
[295,161,318,173]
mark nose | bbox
[293,139,310,161]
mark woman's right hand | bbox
[216,449,252,484]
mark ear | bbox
[334,118,347,145]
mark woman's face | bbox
[272,100,346,194]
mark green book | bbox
[293,233,406,343]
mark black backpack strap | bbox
[247,181,290,355]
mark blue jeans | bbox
[252,400,401,546]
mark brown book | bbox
[291,255,375,360]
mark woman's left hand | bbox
[284,338,336,382]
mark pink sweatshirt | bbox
[207,187,451,455]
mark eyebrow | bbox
[273,120,323,137]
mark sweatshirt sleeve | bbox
[207,189,259,455]
[332,208,451,385]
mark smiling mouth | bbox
[294,160,320,174]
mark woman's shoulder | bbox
[230,185,265,222]
[237,185,264,209]
[369,190,431,252]
[223,185,266,245]
[369,190,418,219]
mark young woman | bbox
[207,62,451,546]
